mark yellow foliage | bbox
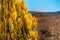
[24,14,32,30]
[28,39,32,40]
[11,11,17,20]
[32,17,37,29]
[0,0,38,40]
[17,18,23,28]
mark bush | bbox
[0,0,38,40]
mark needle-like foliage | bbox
[0,0,38,40]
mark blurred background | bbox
[25,0,60,40]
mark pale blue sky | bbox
[25,0,60,12]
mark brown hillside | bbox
[31,12,60,40]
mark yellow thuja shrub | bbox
[0,0,38,40]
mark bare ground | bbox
[32,12,60,40]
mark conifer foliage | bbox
[0,0,38,40]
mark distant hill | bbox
[29,11,60,14]
[28,11,60,18]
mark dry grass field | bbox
[31,12,60,40]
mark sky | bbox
[25,0,60,12]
